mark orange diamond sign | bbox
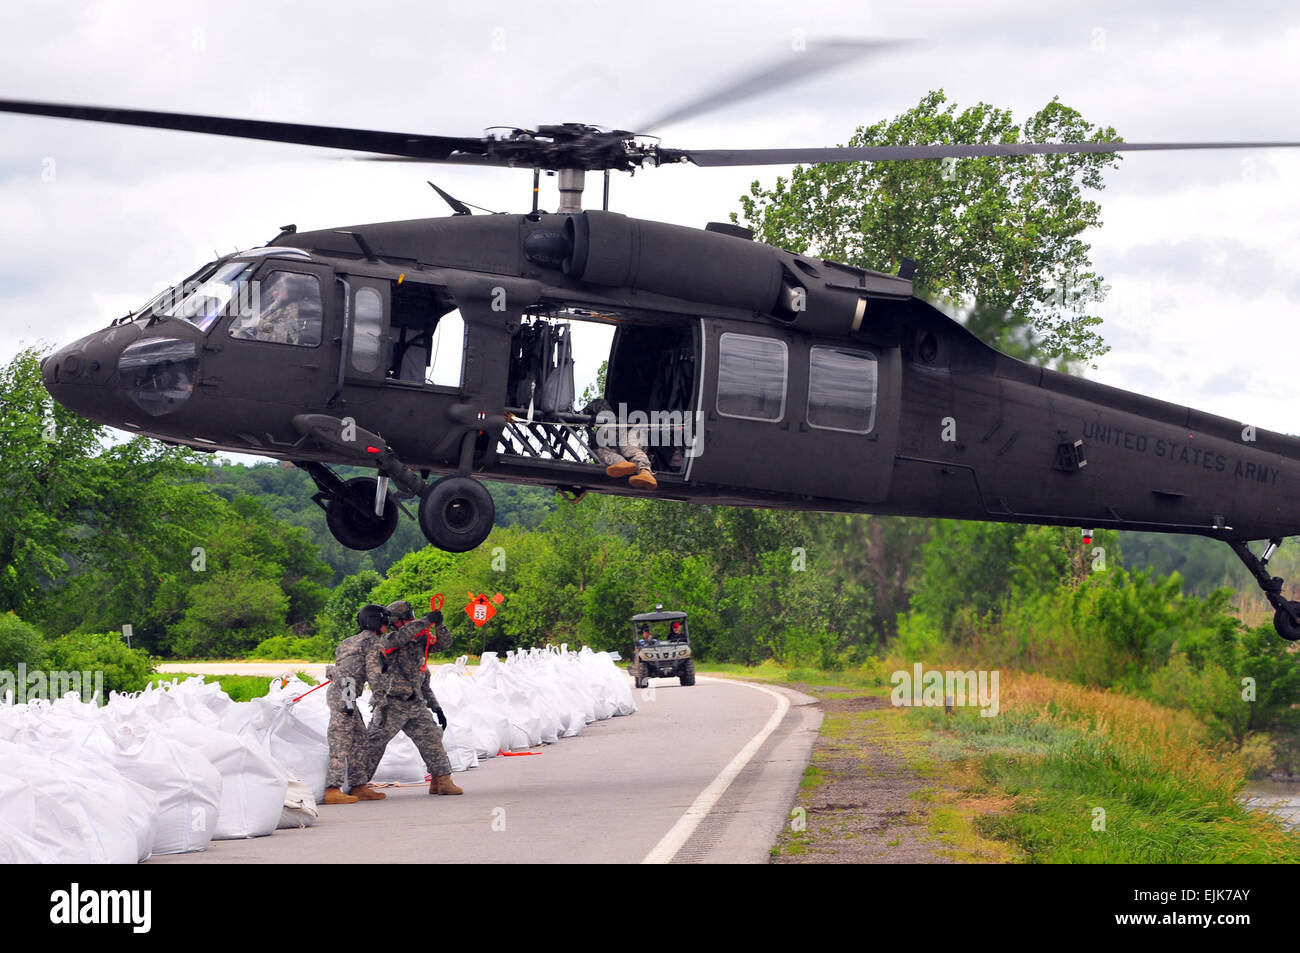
[465,593,497,627]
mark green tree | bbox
[316,569,384,644]
[0,349,225,632]
[908,520,1027,633]
[0,612,46,673]
[149,495,330,656]
[803,514,932,648]
[735,90,1119,365]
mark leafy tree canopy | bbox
[735,90,1120,365]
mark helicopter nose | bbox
[42,324,143,418]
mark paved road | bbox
[151,675,821,864]
[156,662,330,681]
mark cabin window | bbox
[351,286,384,372]
[807,346,877,433]
[716,333,787,421]
[227,271,322,347]
[426,310,465,387]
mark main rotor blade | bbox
[635,37,907,133]
[673,140,1300,167]
[0,98,499,162]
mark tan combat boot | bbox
[628,468,658,490]
[323,786,359,805]
[352,783,386,801]
[604,460,638,478]
[430,775,464,796]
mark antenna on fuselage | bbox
[426,181,497,216]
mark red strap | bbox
[497,748,542,757]
[291,680,330,703]
[382,626,433,669]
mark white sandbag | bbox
[474,655,544,748]
[264,703,329,803]
[106,681,188,726]
[226,678,330,802]
[157,720,288,840]
[278,779,318,829]
[174,676,238,723]
[578,648,638,716]
[440,724,479,772]
[0,738,146,863]
[108,726,223,855]
[507,649,590,735]
[0,815,51,862]
[432,660,510,758]
[43,721,159,862]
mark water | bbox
[1242,780,1300,830]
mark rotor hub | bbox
[482,124,661,172]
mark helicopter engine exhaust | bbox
[557,210,908,341]
[563,210,781,311]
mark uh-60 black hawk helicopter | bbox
[10,48,1300,640]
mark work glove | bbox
[434,623,452,651]
[424,609,444,626]
[431,705,447,730]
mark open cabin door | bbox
[691,320,899,503]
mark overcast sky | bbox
[2,0,1299,444]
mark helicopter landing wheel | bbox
[1274,601,1300,641]
[418,475,495,553]
[324,477,398,551]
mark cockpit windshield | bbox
[162,260,257,331]
[117,261,219,325]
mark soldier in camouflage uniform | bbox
[363,600,463,796]
[582,397,657,491]
[257,280,301,345]
[323,603,392,805]
[254,273,319,345]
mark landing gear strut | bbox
[292,415,497,554]
[1227,538,1300,641]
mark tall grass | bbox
[916,672,1300,862]
[709,659,1300,862]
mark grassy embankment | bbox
[698,661,1300,863]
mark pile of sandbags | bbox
[359,645,637,782]
[0,683,290,862]
[0,646,635,862]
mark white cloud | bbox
[1,0,1298,442]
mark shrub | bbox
[0,612,46,673]
[892,610,946,662]
[248,634,333,661]
[45,631,156,695]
